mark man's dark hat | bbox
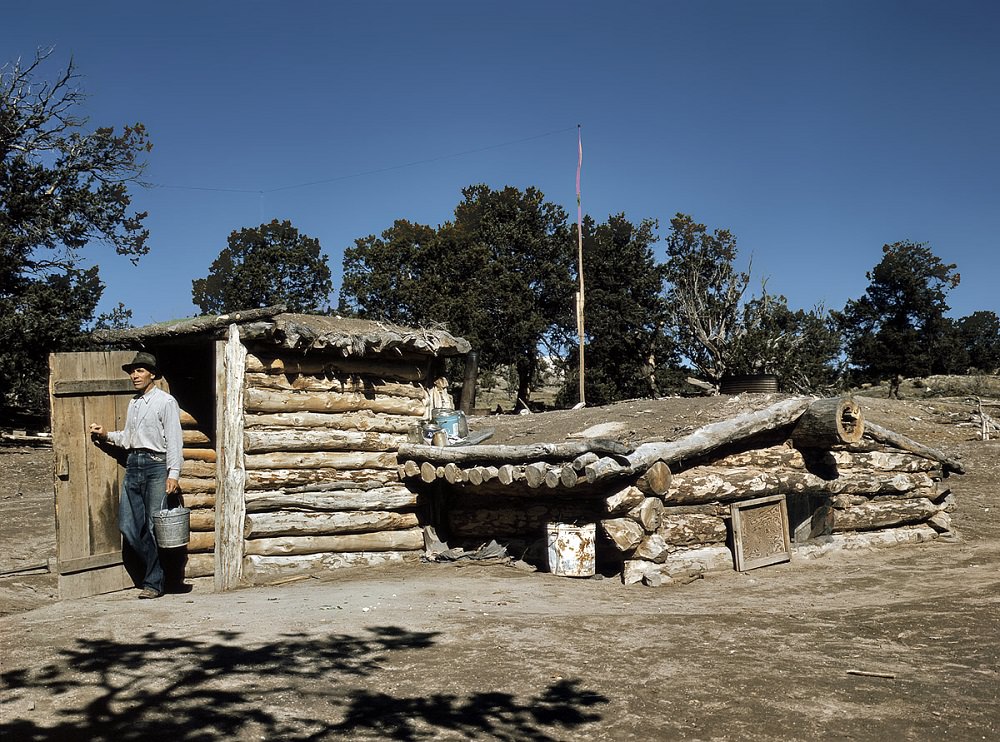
[122,351,159,373]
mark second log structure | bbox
[399,395,963,585]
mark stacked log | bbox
[601,476,735,585]
[239,354,429,580]
[244,550,419,582]
[445,494,605,539]
[605,437,954,586]
[397,439,632,491]
[394,397,959,585]
[178,409,216,578]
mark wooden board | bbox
[50,351,139,599]
[730,494,791,572]
[214,330,246,590]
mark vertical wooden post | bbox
[576,290,585,405]
[214,324,247,590]
[460,351,478,415]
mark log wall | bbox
[237,350,431,582]
[612,441,954,586]
[179,408,216,579]
[405,435,955,586]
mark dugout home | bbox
[48,307,964,599]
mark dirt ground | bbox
[1,387,998,740]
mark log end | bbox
[837,398,865,444]
[636,460,672,496]
[792,396,866,447]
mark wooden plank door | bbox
[49,351,140,599]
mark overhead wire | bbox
[144,125,578,195]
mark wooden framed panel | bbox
[50,351,138,599]
[730,494,791,572]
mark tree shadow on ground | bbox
[1,625,607,740]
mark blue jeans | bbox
[120,450,167,592]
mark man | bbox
[89,351,183,599]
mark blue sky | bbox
[5,1,998,326]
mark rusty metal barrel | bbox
[720,374,779,395]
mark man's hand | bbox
[89,423,107,440]
[166,478,180,494]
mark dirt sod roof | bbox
[92,305,471,357]
[471,391,974,448]
[416,393,966,481]
[482,394,787,446]
[473,393,803,448]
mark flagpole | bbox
[576,124,586,406]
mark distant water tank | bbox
[719,374,779,395]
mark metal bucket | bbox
[432,408,468,442]
[546,523,596,577]
[153,507,190,548]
